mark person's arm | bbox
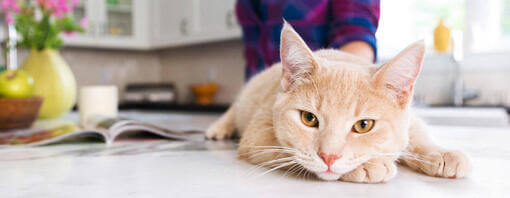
[328,0,380,62]
[339,41,375,61]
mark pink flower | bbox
[4,12,12,24]
[63,31,76,37]
[1,0,20,13]
[37,0,56,10]
[1,0,20,25]
[53,0,71,18]
[80,17,87,29]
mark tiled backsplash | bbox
[10,41,510,106]
[14,40,246,104]
[159,41,245,104]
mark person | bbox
[236,0,380,79]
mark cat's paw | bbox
[340,159,397,183]
[205,121,235,140]
[419,150,471,178]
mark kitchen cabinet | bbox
[63,0,241,50]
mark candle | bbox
[79,85,118,126]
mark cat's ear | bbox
[373,40,425,106]
[280,21,317,91]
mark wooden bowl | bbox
[0,97,43,131]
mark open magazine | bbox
[0,117,205,147]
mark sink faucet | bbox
[451,31,478,106]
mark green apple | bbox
[0,70,34,98]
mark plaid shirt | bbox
[236,0,380,79]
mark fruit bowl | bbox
[0,97,43,131]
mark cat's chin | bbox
[316,171,342,181]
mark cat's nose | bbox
[319,152,340,167]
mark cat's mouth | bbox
[316,171,342,181]
[308,161,363,181]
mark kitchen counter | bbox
[0,110,509,197]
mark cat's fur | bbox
[206,22,471,183]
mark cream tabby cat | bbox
[206,22,471,183]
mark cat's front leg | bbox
[206,107,237,140]
[339,157,397,183]
[404,150,470,178]
[401,117,471,178]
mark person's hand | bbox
[339,41,374,62]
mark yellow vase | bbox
[21,49,77,119]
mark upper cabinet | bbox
[64,0,241,50]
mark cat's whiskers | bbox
[255,156,295,168]
[245,156,295,177]
[282,163,308,179]
[242,146,321,179]
[256,161,297,178]
[237,145,297,158]
[242,147,299,178]
[295,165,307,180]
[282,163,301,177]
[239,148,296,158]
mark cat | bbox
[206,22,471,183]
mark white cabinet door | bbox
[149,0,196,48]
[94,0,150,49]
[65,0,150,49]
[153,0,240,48]
[195,0,240,41]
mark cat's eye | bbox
[352,119,375,133]
[300,111,319,128]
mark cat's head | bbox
[272,22,424,181]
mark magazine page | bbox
[109,122,205,144]
[0,121,108,147]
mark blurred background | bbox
[0,0,508,111]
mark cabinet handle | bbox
[99,22,108,35]
[180,19,189,35]
[226,10,234,29]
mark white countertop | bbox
[0,110,509,198]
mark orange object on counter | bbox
[191,82,218,105]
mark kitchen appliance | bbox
[123,83,177,104]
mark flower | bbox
[36,0,75,18]
[1,0,20,25]
[37,0,56,10]
[1,0,20,13]
[4,13,12,24]
[63,31,76,37]
[80,17,87,28]
[2,0,86,49]
[53,0,71,18]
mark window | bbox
[377,0,510,60]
